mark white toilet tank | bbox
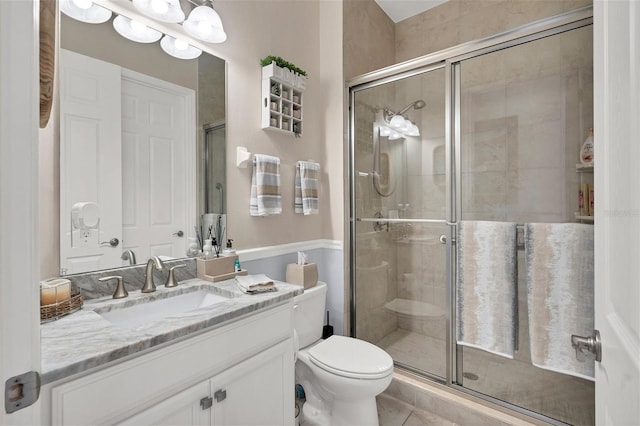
[293,281,327,348]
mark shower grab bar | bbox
[357,217,457,225]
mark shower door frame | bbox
[348,6,594,423]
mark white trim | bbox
[0,0,41,423]
[237,240,343,262]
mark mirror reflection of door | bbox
[121,70,194,263]
[60,50,194,274]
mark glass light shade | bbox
[379,126,391,137]
[388,132,403,140]
[407,123,420,137]
[160,35,202,60]
[113,15,162,43]
[132,0,185,23]
[60,0,112,24]
[389,114,405,129]
[183,6,227,43]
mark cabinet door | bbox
[118,381,210,426]
[212,339,294,426]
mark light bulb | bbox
[151,0,168,14]
[71,0,92,9]
[389,115,405,129]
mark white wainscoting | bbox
[239,240,344,335]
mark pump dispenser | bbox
[223,239,236,256]
[580,128,594,165]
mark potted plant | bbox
[260,55,307,90]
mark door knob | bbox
[173,230,184,237]
[571,329,601,362]
[100,238,119,247]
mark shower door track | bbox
[348,6,593,426]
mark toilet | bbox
[294,282,393,426]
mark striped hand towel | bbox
[250,154,282,216]
[294,161,319,215]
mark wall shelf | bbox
[261,63,305,136]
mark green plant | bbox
[260,55,307,77]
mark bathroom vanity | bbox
[39,278,302,425]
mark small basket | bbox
[40,292,83,323]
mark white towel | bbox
[457,221,518,359]
[235,274,277,294]
[250,154,282,216]
[294,161,319,215]
[525,223,594,380]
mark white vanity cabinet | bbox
[44,303,294,425]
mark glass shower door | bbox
[351,66,448,379]
[454,25,594,425]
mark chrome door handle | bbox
[173,230,184,237]
[100,238,119,247]
[571,329,602,362]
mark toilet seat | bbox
[308,335,393,380]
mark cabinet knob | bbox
[214,389,227,402]
[200,396,213,410]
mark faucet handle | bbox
[99,275,128,299]
[165,264,186,288]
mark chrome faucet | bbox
[121,249,137,265]
[141,256,164,293]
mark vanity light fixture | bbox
[380,109,421,139]
[160,35,202,59]
[183,2,227,43]
[113,15,162,43]
[132,0,185,23]
[60,0,112,24]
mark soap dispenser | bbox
[223,239,236,256]
[580,127,594,165]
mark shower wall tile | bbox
[506,168,565,218]
[343,0,395,80]
[510,120,565,170]
[459,1,509,44]
[506,0,563,30]
[505,76,564,127]
[563,0,592,11]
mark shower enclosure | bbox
[349,9,593,425]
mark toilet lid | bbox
[308,335,393,379]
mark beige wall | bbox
[208,0,342,250]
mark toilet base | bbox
[332,397,379,426]
[301,397,379,426]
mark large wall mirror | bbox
[57,8,225,276]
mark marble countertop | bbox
[40,277,303,385]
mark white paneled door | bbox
[59,49,123,274]
[121,71,194,261]
[594,1,640,425]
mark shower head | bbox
[396,99,426,115]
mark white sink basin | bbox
[97,290,231,327]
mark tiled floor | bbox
[378,329,595,425]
